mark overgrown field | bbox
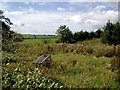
[2,38,120,89]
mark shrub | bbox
[2,68,63,89]
[111,45,120,70]
[84,46,93,54]
[55,39,61,43]
[93,45,115,58]
[111,45,120,82]
[104,48,115,58]
[76,45,84,54]
[11,33,23,42]
[2,52,18,64]
[43,39,50,44]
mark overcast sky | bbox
[0,2,118,35]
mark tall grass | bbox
[49,53,118,88]
[2,39,120,88]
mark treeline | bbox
[56,21,120,45]
[56,25,102,43]
[73,29,102,43]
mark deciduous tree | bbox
[101,20,120,45]
[56,25,73,43]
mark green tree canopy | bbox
[56,25,73,43]
[73,30,89,42]
[95,29,102,38]
[101,20,120,45]
[0,10,23,51]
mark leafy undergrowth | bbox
[2,58,63,89]
[2,39,120,89]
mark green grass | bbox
[23,38,58,43]
[23,34,57,39]
[23,34,58,43]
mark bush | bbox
[2,52,18,64]
[75,45,84,54]
[111,45,120,69]
[93,45,115,58]
[43,39,50,44]
[104,49,115,58]
[55,39,61,43]
[84,46,93,54]
[110,45,120,82]
[2,68,63,89]
[11,33,23,42]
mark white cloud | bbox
[5,10,64,34]
[71,15,82,23]
[4,4,118,34]
[29,8,34,11]
[57,7,66,11]
[24,2,35,5]
[64,9,117,30]
[85,19,97,24]
[38,2,46,5]
[96,5,106,9]
[64,15,83,24]
[9,11,23,15]
[13,21,26,27]
[24,1,29,4]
